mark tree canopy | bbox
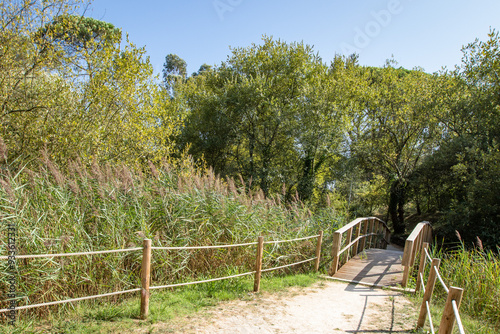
[0,0,181,166]
[1,0,499,249]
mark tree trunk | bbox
[297,155,314,201]
[389,180,406,235]
[398,189,405,231]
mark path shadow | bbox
[342,288,412,334]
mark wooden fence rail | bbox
[329,217,391,276]
[0,232,323,321]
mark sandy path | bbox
[153,279,418,333]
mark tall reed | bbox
[0,156,345,320]
[439,240,500,328]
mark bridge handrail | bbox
[329,217,391,276]
[404,222,465,333]
[402,221,433,287]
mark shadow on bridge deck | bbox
[329,247,407,290]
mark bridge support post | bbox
[329,232,342,275]
[401,239,414,288]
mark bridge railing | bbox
[329,217,391,276]
[401,221,433,288]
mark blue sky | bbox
[87,0,500,77]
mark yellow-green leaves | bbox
[0,1,180,167]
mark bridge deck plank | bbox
[332,248,404,288]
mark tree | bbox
[347,66,441,234]
[0,1,181,167]
[192,63,212,77]
[162,53,187,93]
[176,37,347,200]
[415,30,500,248]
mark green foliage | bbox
[35,14,121,51]
[0,1,180,167]
[176,37,347,203]
[1,1,499,328]
[440,244,500,328]
[163,53,187,78]
[414,29,500,248]
[162,53,188,92]
[345,65,441,233]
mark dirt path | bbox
[151,279,418,333]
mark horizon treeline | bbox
[1,0,499,249]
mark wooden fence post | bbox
[417,258,441,329]
[438,287,464,334]
[415,242,429,292]
[401,239,414,288]
[314,231,323,272]
[140,239,152,320]
[329,232,342,275]
[253,236,264,292]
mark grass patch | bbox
[0,273,319,333]
[260,271,318,292]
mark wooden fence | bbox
[329,217,391,275]
[0,232,323,320]
[402,222,465,334]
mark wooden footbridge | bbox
[327,217,431,290]
[327,217,465,334]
